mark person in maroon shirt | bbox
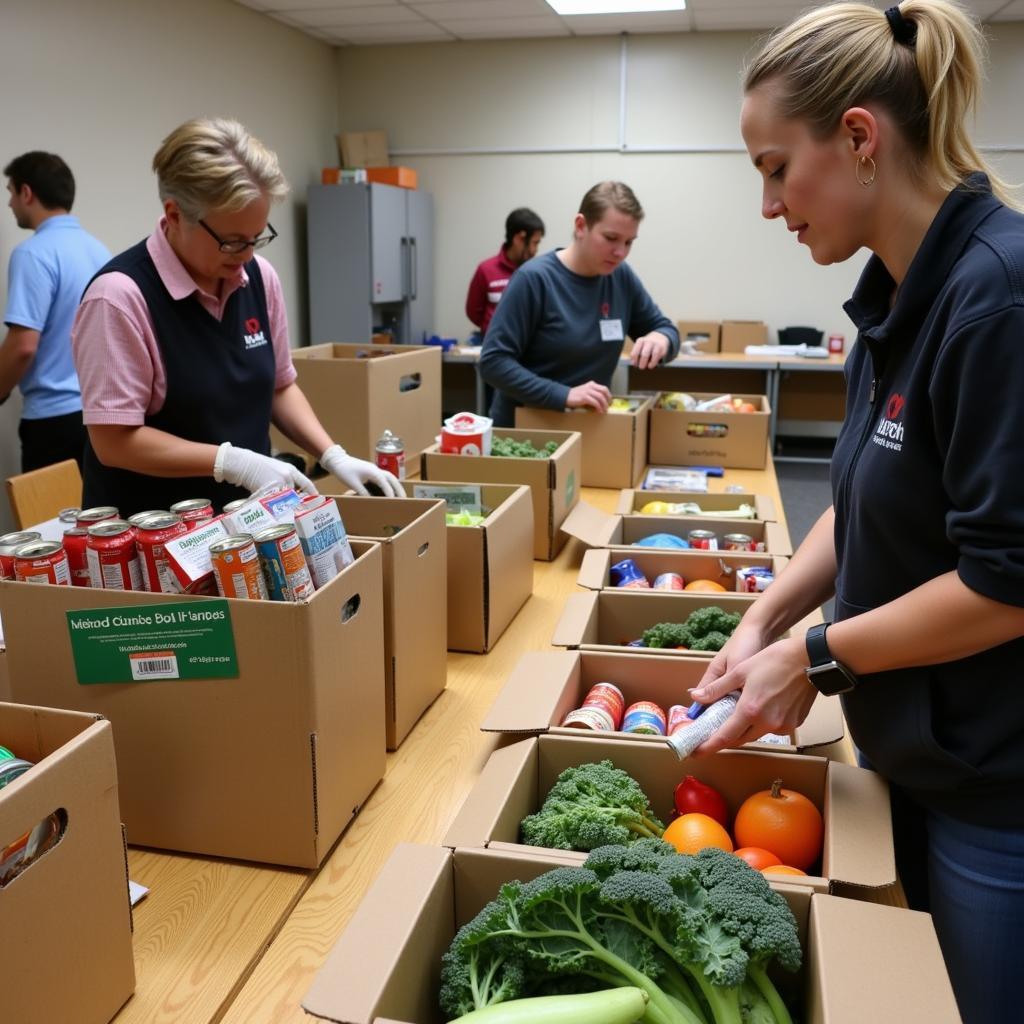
[465,207,544,339]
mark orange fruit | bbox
[761,865,807,877]
[734,778,823,871]
[734,847,782,871]
[662,813,734,855]
[684,579,727,593]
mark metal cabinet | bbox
[308,183,434,346]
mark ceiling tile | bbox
[287,4,426,26]
[409,0,552,16]
[560,11,691,33]
[322,20,455,41]
[261,0,399,10]
[442,15,571,37]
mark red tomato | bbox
[673,775,729,828]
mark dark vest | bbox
[81,240,276,516]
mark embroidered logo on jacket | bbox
[243,317,268,350]
[872,392,905,452]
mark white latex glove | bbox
[214,442,317,496]
[320,443,405,497]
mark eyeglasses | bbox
[198,219,277,254]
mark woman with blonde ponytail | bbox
[689,4,1024,1020]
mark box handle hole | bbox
[417,542,429,558]
[686,423,729,438]
[1,807,68,888]
[399,372,421,393]
[341,594,361,623]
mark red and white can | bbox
[86,520,142,591]
[127,510,169,528]
[668,705,694,736]
[58,507,81,527]
[375,429,405,480]
[0,531,42,580]
[687,529,718,551]
[170,498,215,531]
[13,540,71,586]
[209,535,267,600]
[76,506,120,529]
[136,512,189,593]
[828,333,845,355]
[652,572,685,591]
[62,528,92,587]
[722,533,755,552]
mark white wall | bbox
[335,25,1024,343]
[0,0,338,532]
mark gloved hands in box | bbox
[320,443,405,498]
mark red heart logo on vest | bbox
[245,318,260,334]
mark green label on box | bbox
[566,469,576,507]
[65,601,238,684]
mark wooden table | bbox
[115,458,844,1023]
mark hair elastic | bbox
[885,5,917,46]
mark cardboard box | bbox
[420,429,582,561]
[577,546,789,593]
[0,649,9,701]
[412,482,534,653]
[720,319,770,353]
[0,703,135,1024]
[552,589,785,657]
[482,649,842,754]
[514,393,653,489]
[0,538,387,867]
[303,843,959,1024]
[444,734,895,892]
[676,319,721,353]
[270,343,441,463]
[617,487,778,521]
[562,500,793,556]
[366,166,417,189]
[649,391,771,469]
[332,496,447,748]
[337,130,389,168]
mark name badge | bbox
[600,318,624,342]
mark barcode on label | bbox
[129,652,179,680]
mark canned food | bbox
[170,498,214,530]
[76,506,119,529]
[136,512,188,593]
[687,529,718,551]
[0,757,34,789]
[375,429,406,480]
[14,540,71,586]
[652,572,685,591]
[0,531,42,579]
[86,520,142,591]
[560,706,617,731]
[254,524,315,602]
[609,558,650,589]
[62,527,91,587]
[58,507,81,525]
[736,566,775,593]
[221,498,248,514]
[622,700,667,736]
[580,681,625,729]
[667,705,695,736]
[722,533,755,552]
[210,535,267,600]
[127,509,169,527]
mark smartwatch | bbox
[804,622,858,696]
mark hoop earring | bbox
[856,155,877,187]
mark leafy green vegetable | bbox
[642,609,742,652]
[491,436,560,458]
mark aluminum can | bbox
[0,531,42,579]
[375,429,405,480]
[582,681,626,728]
[687,529,718,551]
[58,507,81,525]
[14,540,71,586]
[86,521,141,590]
[127,509,169,527]
[652,572,685,591]
[668,705,694,736]
[560,706,617,731]
[253,524,315,602]
[210,535,268,600]
[622,700,667,736]
[136,512,188,593]
[0,757,34,789]
[722,532,755,552]
[170,498,215,530]
[222,498,248,514]
[62,528,92,587]
[736,566,775,594]
[76,506,119,529]
[609,557,650,589]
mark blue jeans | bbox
[872,768,1024,1024]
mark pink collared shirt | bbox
[72,219,297,425]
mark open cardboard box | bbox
[0,537,387,868]
[411,482,534,653]
[420,428,581,561]
[0,703,135,1024]
[269,342,441,463]
[649,392,770,469]
[302,843,958,1024]
[578,546,788,593]
[553,589,785,658]
[482,650,843,754]
[676,318,722,353]
[332,496,447,749]
[617,487,778,522]
[444,733,895,893]
[514,393,653,489]
[563,500,793,556]
[720,319,770,353]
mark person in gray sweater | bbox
[479,181,680,426]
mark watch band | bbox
[805,621,831,667]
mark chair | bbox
[6,459,83,530]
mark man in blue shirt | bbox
[3,152,110,471]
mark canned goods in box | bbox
[722,533,755,552]
[561,706,617,731]
[86,521,142,591]
[0,757,34,789]
[58,507,81,525]
[581,681,625,728]
[254,524,315,601]
[14,541,71,586]
[76,505,119,529]
[0,531,42,579]
[136,512,188,593]
[652,572,685,591]
[622,700,667,735]
[375,429,406,480]
[610,558,650,589]
[736,566,774,593]
[210,534,268,600]
[170,498,214,530]
[127,509,169,527]
[668,705,694,736]
[687,529,718,551]
[63,527,91,587]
